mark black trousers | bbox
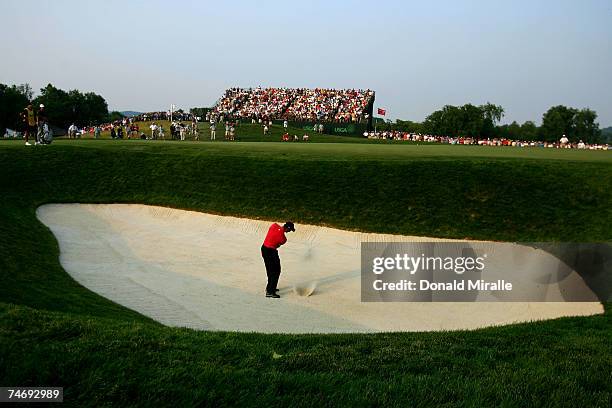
[261,245,281,294]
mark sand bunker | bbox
[37,204,603,333]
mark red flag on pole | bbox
[377,108,386,116]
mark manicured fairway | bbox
[60,138,612,162]
[0,139,610,407]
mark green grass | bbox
[0,140,611,407]
[72,121,612,161]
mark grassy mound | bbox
[0,140,611,406]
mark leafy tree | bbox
[108,111,125,122]
[540,105,577,141]
[190,107,213,119]
[33,83,109,128]
[540,105,601,143]
[480,102,505,124]
[441,105,463,136]
[573,108,600,143]
[460,104,484,137]
[495,124,509,139]
[507,121,522,139]
[601,127,612,143]
[423,104,495,137]
[394,119,424,133]
[422,109,444,135]
[520,121,538,141]
[33,84,70,127]
[0,83,32,134]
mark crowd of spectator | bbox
[235,88,294,119]
[212,87,374,123]
[335,89,374,123]
[73,110,198,141]
[363,130,611,150]
[134,111,194,122]
[213,88,251,119]
[284,88,342,122]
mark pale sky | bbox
[1,0,611,125]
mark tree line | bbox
[375,103,602,143]
[189,107,213,119]
[1,82,604,143]
[0,83,115,133]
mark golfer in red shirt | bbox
[261,221,295,298]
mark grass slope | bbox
[0,140,611,407]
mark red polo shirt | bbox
[263,223,287,249]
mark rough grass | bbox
[0,140,611,407]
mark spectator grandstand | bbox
[212,87,374,123]
[236,87,293,119]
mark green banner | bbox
[274,120,367,136]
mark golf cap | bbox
[39,104,45,108]
[284,221,295,232]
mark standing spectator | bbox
[68,123,78,139]
[560,134,569,146]
[132,123,140,138]
[150,123,158,140]
[23,104,36,146]
[94,125,101,139]
[210,122,216,141]
[192,122,199,141]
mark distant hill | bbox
[120,111,143,117]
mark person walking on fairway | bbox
[210,122,216,140]
[261,221,295,298]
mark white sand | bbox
[37,204,603,333]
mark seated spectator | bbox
[212,87,375,124]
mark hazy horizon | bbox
[1,0,611,126]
